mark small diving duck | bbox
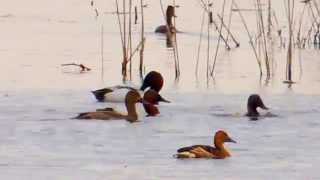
[175,130,236,159]
[246,94,269,119]
[155,5,177,34]
[75,90,144,122]
[92,71,165,103]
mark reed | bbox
[159,0,180,79]
[115,0,127,81]
[139,0,145,79]
[101,25,104,80]
[210,0,227,77]
[256,0,270,78]
[284,0,295,83]
[195,9,206,76]
[233,0,263,76]
[128,0,133,79]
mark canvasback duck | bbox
[155,5,177,34]
[246,94,269,118]
[92,71,165,102]
[75,90,143,122]
[175,130,236,159]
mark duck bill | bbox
[226,138,237,143]
[140,83,148,91]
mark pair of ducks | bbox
[75,71,169,122]
[175,95,268,159]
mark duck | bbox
[155,5,177,34]
[174,130,236,159]
[75,90,144,122]
[246,94,269,118]
[92,71,165,103]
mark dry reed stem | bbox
[233,0,263,76]
[139,0,145,78]
[195,9,206,76]
[210,0,227,77]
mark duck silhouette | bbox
[155,5,177,34]
[246,94,269,119]
[175,130,236,159]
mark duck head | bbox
[142,89,169,116]
[140,71,164,92]
[214,130,236,149]
[143,89,170,105]
[125,90,143,106]
[246,94,268,118]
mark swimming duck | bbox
[155,5,177,34]
[92,71,165,103]
[75,90,143,122]
[175,130,236,159]
[246,94,268,118]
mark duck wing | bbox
[177,145,216,153]
[74,111,125,120]
[91,88,113,101]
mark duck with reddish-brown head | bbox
[175,130,237,159]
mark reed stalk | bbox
[139,0,145,79]
[210,0,227,77]
[257,0,270,78]
[128,0,133,79]
[233,0,263,76]
[285,0,295,83]
[217,14,240,47]
[101,25,104,80]
[206,1,211,79]
[195,9,206,76]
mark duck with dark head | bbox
[174,130,237,159]
[246,94,269,120]
[92,71,167,103]
[155,5,177,34]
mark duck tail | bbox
[73,112,91,119]
[173,152,196,159]
[91,88,113,102]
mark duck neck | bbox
[126,102,138,122]
[214,142,231,157]
[166,15,173,28]
[247,106,259,117]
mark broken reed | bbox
[195,0,239,79]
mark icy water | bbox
[1,0,320,179]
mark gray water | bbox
[1,0,320,179]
